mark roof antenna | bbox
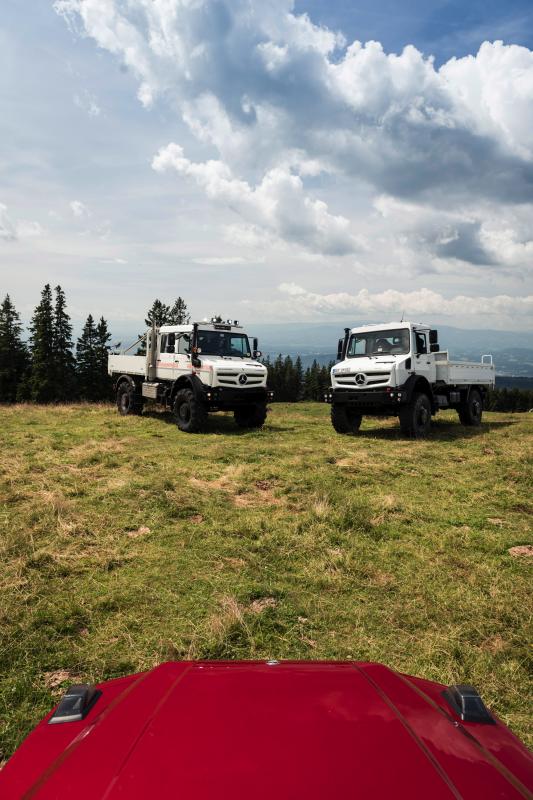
[400,310,405,323]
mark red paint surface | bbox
[1,661,531,799]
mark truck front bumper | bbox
[203,386,273,410]
[324,387,407,410]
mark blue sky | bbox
[296,0,533,63]
[1,0,532,334]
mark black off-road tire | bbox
[234,403,268,429]
[458,389,483,426]
[174,388,207,433]
[116,381,142,416]
[331,404,362,434]
[399,392,432,438]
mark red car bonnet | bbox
[1,661,532,799]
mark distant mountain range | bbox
[109,321,533,377]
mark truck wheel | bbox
[331,405,362,434]
[458,389,483,426]
[399,393,431,438]
[117,382,142,416]
[174,388,207,433]
[234,403,267,429]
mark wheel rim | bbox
[120,392,130,412]
[417,404,429,428]
[179,402,191,423]
[472,398,481,419]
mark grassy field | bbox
[0,402,531,759]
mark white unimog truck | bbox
[108,318,272,432]
[325,321,495,438]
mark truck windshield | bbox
[197,330,251,358]
[347,329,410,357]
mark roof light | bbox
[48,684,101,725]
[442,685,494,724]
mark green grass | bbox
[0,402,531,759]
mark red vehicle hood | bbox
[1,661,532,799]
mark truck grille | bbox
[216,371,264,386]
[335,371,390,387]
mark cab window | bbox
[177,334,191,355]
[165,333,175,353]
[415,332,427,355]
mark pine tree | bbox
[28,284,55,402]
[294,356,303,402]
[0,294,28,402]
[168,297,190,325]
[76,315,98,400]
[95,316,112,400]
[53,285,76,400]
[303,361,320,401]
[136,299,173,355]
[145,299,171,328]
[272,354,285,400]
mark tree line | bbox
[263,355,334,402]
[1,288,532,411]
[485,387,533,413]
[0,289,190,403]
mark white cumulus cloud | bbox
[0,204,44,242]
[70,200,90,218]
[153,143,359,255]
[55,0,533,307]
[278,283,533,318]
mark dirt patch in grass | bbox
[233,489,281,508]
[249,597,277,614]
[508,545,533,557]
[126,526,151,539]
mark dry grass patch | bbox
[43,670,80,695]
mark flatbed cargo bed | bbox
[434,352,495,386]
[108,354,146,376]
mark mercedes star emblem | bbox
[355,373,366,385]
[238,374,248,385]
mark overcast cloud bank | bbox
[48,0,533,321]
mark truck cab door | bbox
[412,329,436,385]
[175,333,192,378]
[156,333,178,380]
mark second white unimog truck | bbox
[108,318,272,432]
[325,321,495,438]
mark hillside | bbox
[0,403,531,760]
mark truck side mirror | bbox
[337,338,343,361]
[430,343,440,353]
[253,350,262,359]
[429,330,438,345]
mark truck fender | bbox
[170,373,206,404]
[114,374,137,392]
[403,374,435,410]
[462,385,486,406]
